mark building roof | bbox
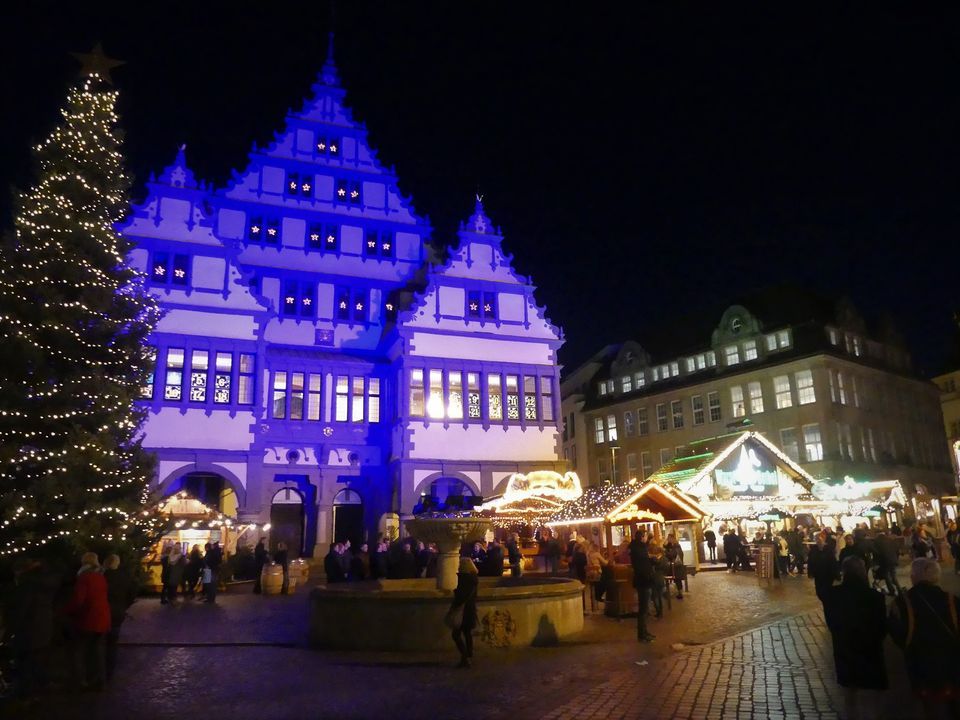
[546,479,708,526]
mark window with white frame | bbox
[656,403,668,432]
[743,340,758,361]
[828,327,839,345]
[725,345,740,366]
[777,330,790,348]
[594,417,605,444]
[795,370,816,405]
[838,422,854,460]
[607,414,618,443]
[780,428,800,462]
[837,372,847,405]
[621,375,632,393]
[659,447,673,468]
[637,407,649,436]
[670,361,679,376]
[671,399,684,429]
[652,367,660,382]
[766,334,777,352]
[803,423,823,461]
[692,395,704,426]
[627,452,638,480]
[730,386,746,417]
[640,451,652,479]
[829,370,837,403]
[624,410,636,437]
[851,375,860,408]
[606,379,615,394]
[706,351,717,367]
[598,382,608,396]
[708,391,721,422]
[685,357,695,373]
[335,375,350,422]
[488,375,503,420]
[774,375,792,409]
[634,371,645,389]
[695,353,707,370]
[748,381,764,414]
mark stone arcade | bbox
[122,41,565,557]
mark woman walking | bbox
[447,557,479,668]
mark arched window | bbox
[428,477,475,504]
[333,488,362,505]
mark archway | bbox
[333,488,364,549]
[270,487,305,558]
[429,476,476,509]
[163,471,238,517]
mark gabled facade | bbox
[121,44,563,556]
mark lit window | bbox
[505,375,520,421]
[766,334,777,352]
[622,375,632,393]
[695,354,706,370]
[285,171,313,198]
[866,428,877,462]
[670,362,679,377]
[624,410,635,437]
[368,377,381,423]
[851,375,860,407]
[272,372,287,419]
[250,217,280,244]
[315,135,341,156]
[708,391,721,422]
[777,330,790,348]
[213,352,232,404]
[335,179,361,205]
[774,375,792,409]
[141,348,156,399]
[837,372,847,405]
[706,351,717,367]
[691,395,704,426]
[731,386,745,417]
[363,229,395,260]
[607,380,614,394]
[280,280,316,318]
[488,374,503,420]
[150,252,190,287]
[656,403,668,432]
[803,424,823,461]
[427,369,444,419]
[307,375,322,421]
[290,373,305,420]
[743,340,757,361]
[467,290,498,322]
[237,354,255,405]
[594,417,605,444]
[637,407,649,436]
[685,357,695,373]
[634,371,645,389]
[725,345,740,366]
[307,223,339,252]
[828,327,839,345]
[467,373,481,419]
[335,376,349,422]
[748,381,764,414]
[352,377,365,422]
[598,382,607,396]
[524,376,537,421]
[606,414,618,442]
[795,370,816,405]
[652,367,660,382]
[671,400,684,429]
[164,348,184,400]
[409,369,424,417]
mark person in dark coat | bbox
[873,531,900,595]
[372,541,389,579]
[159,542,171,604]
[470,541,487,572]
[204,542,223,603]
[807,532,839,603]
[838,534,857,566]
[664,534,685,600]
[394,540,419,579]
[103,554,136,682]
[9,557,60,698]
[506,533,523,577]
[324,543,345,583]
[889,558,960,718]
[63,552,111,690]
[722,529,739,572]
[629,530,654,642]
[185,544,203,598]
[449,557,479,668]
[823,557,888,720]
[483,539,505,578]
[570,543,587,584]
[350,543,370,581]
[545,534,562,575]
[252,538,268,593]
[703,528,717,563]
[339,539,353,579]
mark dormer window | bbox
[285,172,313,198]
[248,215,280,244]
[151,251,190,287]
[467,290,497,322]
[316,135,341,156]
[335,179,361,205]
[308,223,339,252]
[363,230,395,259]
[743,339,758,361]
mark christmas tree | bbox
[0,48,162,564]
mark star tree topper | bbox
[71,43,125,84]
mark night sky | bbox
[3,3,959,376]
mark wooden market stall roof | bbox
[649,429,817,498]
[545,480,708,527]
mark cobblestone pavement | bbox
[11,564,952,720]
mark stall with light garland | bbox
[651,431,912,556]
[544,479,709,561]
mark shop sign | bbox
[757,514,781,521]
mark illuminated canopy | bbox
[546,480,708,527]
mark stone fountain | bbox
[403,516,491,591]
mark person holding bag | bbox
[446,557,479,668]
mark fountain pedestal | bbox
[404,517,492,591]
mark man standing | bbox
[204,541,223,603]
[630,530,655,643]
[253,537,268,594]
[807,532,839,603]
[506,533,523,578]
[723,528,740,573]
[703,528,717,563]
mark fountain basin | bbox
[308,576,584,651]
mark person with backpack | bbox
[888,557,960,718]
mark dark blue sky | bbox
[3,2,959,375]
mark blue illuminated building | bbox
[122,41,565,556]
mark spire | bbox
[466,193,494,235]
[320,31,340,87]
[157,144,198,189]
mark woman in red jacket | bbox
[63,552,111,689]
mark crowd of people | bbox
[157,540,223,604]
[2,551,137,700]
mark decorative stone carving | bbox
[480,609,518,648]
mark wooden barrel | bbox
[288,559,308,589]
[293,559,310,584]
[261,563,283,595]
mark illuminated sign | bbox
[758,514,782,522]
[714,443,778,497]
